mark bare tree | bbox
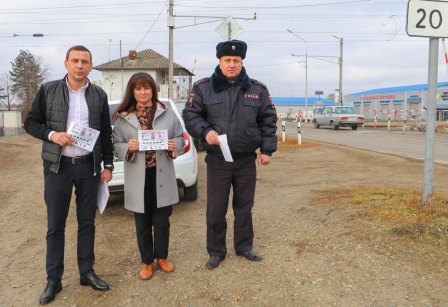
[9,50,45,119]
[35,54,50,81]
[0,73,15,111]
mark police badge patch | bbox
[188,92,194,107]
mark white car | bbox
[107,98,198,201]
[313,106,364,130]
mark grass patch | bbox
[313,186,448,248]
[277,137,320,149]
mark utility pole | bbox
[333,35,344,105]
[120,40,124,96]
[168,0,174,100]
[108,38,112,61]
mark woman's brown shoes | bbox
[139,263,154,280]
[157,259,175,272]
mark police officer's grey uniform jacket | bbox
[183,66,277,155]
[24,75,114,174]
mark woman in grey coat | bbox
[112,72,184,280]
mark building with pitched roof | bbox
[93,49,194,101]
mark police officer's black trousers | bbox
[205,152,257,257]
[44,158,99,281]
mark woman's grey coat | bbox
[112,101,184,213]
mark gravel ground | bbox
[0,133,447,306]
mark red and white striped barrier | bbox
[363,109,426,114]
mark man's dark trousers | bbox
[205,151,257,257]
[44,158,99,281]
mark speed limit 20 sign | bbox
[407,0,448,38]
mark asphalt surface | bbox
[281,121,448,164]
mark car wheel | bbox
[351,126,358,130]
[313,121,320,129]
[331,121,339,130]
[183,180,198,201]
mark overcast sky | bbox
[0,0,442,100]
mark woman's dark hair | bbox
[113,72,158,119]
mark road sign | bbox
[407,0,448,38]
[215,17,244,41]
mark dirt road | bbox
[1,134,447,306]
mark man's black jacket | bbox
[24,75,114,174]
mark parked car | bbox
[286,113,298,122]
[174,99,204,152]
[107,98,198,201]
[313,106,364,130]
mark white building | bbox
[94,49,194,101]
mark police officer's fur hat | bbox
[216,40,247,59]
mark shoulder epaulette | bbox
[193,77,211,87]
[251,79,267,88]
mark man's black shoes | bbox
[39,272,108,304]
[236,250,263,261]
[39,280,62,305]
[206,255,225,269]
[80,271,110,291]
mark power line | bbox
[0,2,166,12]
[1,13,405,25]
[134,0,168,50]
[175,0,372,9]
[193,61,300,72]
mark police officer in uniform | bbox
[183,40,277,269]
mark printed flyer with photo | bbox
[138,129,168,151]
[67,122,99,152]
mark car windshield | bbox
[334,107,355,114]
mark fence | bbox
[278,110,314,123]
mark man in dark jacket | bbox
[24,45,114,305]
[183,40,277,269]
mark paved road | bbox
[281,121,448,164]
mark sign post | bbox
[388,113,391,131]
[281,121,286,142]
[406,0,444,206]
[215,17,244,41]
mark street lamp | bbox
[332,35,343,105]
[287,29,308,110]
[291,53,308,110]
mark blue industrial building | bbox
[345,82,448,121]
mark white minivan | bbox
[108,98,198,201]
